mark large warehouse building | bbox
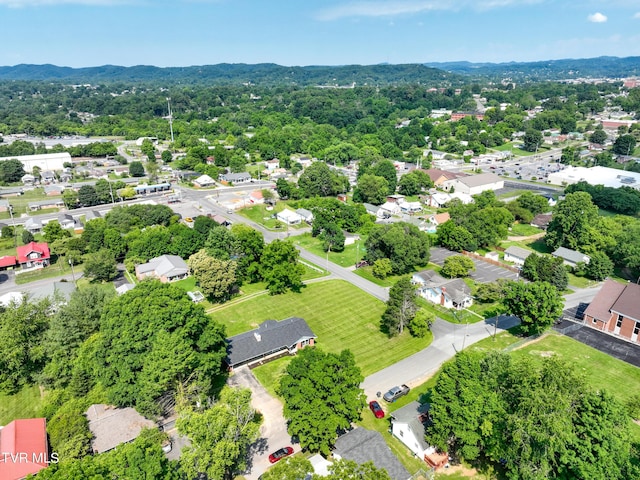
[0,152,71,173]
[547,166,640,190]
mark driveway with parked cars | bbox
[227,366,298,480]
[429,247,519,283]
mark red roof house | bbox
[16,242,50,269]
[0,255,17,269]
[0,418,50,480]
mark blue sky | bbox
[1,0,640,67]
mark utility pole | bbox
[167,97,175,145]
[69,258,77,286]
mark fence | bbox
[462,250,520,273]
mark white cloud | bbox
[587,12,608,22]
[634,12,640,18]
[315,0,543,21]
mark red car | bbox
[268,446,294,464]
[369,400,385,419]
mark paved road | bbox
[563,284,602,309]
[228,366,298,480]
[361,315,521,400]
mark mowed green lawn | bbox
[511,332,640,405]
[209,280,432,376]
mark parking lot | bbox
[476,152,567,183]
[429,247,519,283]
[554,314,640,368]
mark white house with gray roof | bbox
[391,401,433,459]
[442,172,504,195]
[412,270,472,310]
[226,317,316,369]
[503,245,534,266]
[552,247,590,268]
[333,428,410,480]
[135,255,189,283]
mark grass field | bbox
[293,233,365,268]
[509,223,543,237]
[209,280,432,376]
[511,332,640,405]
[0,385,44,425]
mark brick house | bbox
[583,279,640,343]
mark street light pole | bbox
[69,258,77,286]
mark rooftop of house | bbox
[390,401,431,452]
[85,404,157,454]
[333,428,410,480]
[552,246,589,264]
[226,317,316,367]
[456,172,502,187]
[413,270,471,304]
[611,282,640,322]
[0,418,48,480]
[584,279,630,322]
[136,255,188,277]
[422,168,467,183]
[16,241,50,263]
[504,245,534,260]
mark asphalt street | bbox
[361,315,521,401]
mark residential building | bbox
[412,270,473,310]
[219,172,252,184]
[378,201,401,217]
[390,401,449,469]
[427,212,450,227]
[422,169,468,188]
[135,255,189,283]
[225,317,316,368]
[333,428,410,480]
[21,173,36,185]
[16,242,50,269]
[0,418,49,480]
[24,217,44,234]
[552,247,590,268]
[530,213,552,230]
[85,404,157,454]
[58,213,76,229]
[276,209,302,225]
[193,174,216,188]
[399,201,422,214]
[425,191,473,208]
[0,255,16,270]
[503,246,533,266]
[296,208,314,223]
[28,199,65,211]
[442,172,504,195]
[583,280,640,343]
[44,185,65,196]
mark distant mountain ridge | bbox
[0,63,460,86]
[1,57,638,85]
[425,56,640,81]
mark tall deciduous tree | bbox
[365,222,430,274]
[381,277,418,336]
[94,281,227,416]
[501,280,563,335]
[441,255,476,278]
[546,191,599,250]
[83,248,118,282]
[177,387,260,480]
[260,240,304,294]
[188,249,237,302]
[0,297,51,393]
[280,348,365,455]
[352,174,388,205]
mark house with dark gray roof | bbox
[411,270,472,310]
[135,255,189,283]
[583,279,640,343]
[219,172,252,184]
[552,247,590,268]
[333,428,410,480]
[226,317,316,368]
